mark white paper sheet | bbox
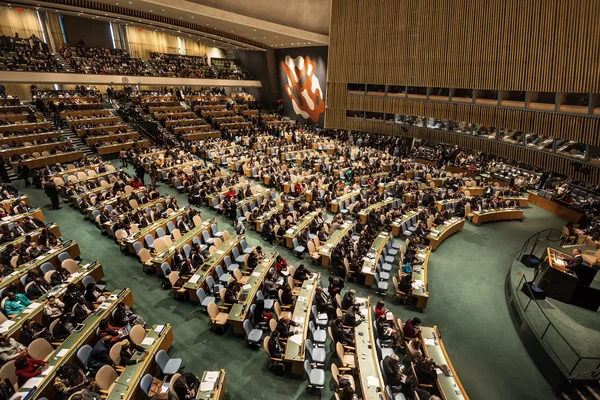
[22,377,43,388]
[141,337,155,346]
[189,275,200,284]
[200,381,215,392]
[366,375,380,388]
[288,334,303,346]
[424,338,436,346]
[154,325,165,333]
[55,348,70,358]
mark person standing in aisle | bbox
[43,177,61,210]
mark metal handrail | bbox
[516,228,563,260]
[517,272,600,377]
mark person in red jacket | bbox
[14,355,47,384]
[130,176,143,190]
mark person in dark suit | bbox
[415,358,438,386]
[343,305,364,327]
[567,248,583,271]
[382,354,405,392]
[17,161,30,188]
[275,316,298,338]
[314,286,336,318]
[89,336,114,372]
[26,278,49,299]
[330,316,353,346]
[268,330,286,359]
[135,164,145,185]
[43,178,61,210]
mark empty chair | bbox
[303,359,325,390]
[196,288,215,312]
[256,290,274,311]
[155,349,183,377]
[305,338,326,365]
[311,305,328,328]
[211,224,223,238]
[292,238,305,258]
[243,319,262,347]
[223,256,239,273]
[374,273,388,296]
[207,302,228,333]
[309,321,326,345]
[202,230,215,245]
[240,239,253,254]
[215,265,231,284]
[156,227,166,238]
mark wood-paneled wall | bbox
[326,0,600,180]
[328,0,600,92]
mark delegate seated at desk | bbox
[331,316,353,346]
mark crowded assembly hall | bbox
[0,1,598,400]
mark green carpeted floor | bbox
[16,165,568,400]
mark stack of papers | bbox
[154,325,165,333]
[366,375,380,388]
[189,275,200,284]
[424,337,436,346]
[141,337,155,346]
[289,334,303,345]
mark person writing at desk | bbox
[374,300,389,319]
[173,373,201,399]
[315,286,336,319]
[403,317,421,340]
[343,305,365,327]
[415,357,438,386]
[276,316,299,338]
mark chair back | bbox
[269,318,277,333]
[77,345,93,369]
[154,350,171,373]
[27,338,54,360]
[129,324,146,346]
[207,302,218,319]
[140,374,154,395]
[109,342,122,366]
[61,259,80,274]
[95,365,118,390]
[336,342,345,360]
[169,373,182,400]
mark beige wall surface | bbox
[188,0,331,35]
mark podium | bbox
[534,248,579,303]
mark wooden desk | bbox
[1,261,104,341]
[0,194,31,215]
[0,131,61,146]
[19,289,134,400]
[361,231,391,286]
[105,324,174,400]
[427,218,465,251]
[419,326,470,400]
[500,196,528,207]
[101,197,172,236]
[319,221,355,267]
[228,253,276,335]
[0,207,44,226]
[355,297,386,400]
[183,235,241,301]
[0,223,61,254]
[391,209,420,236]
[283,274,319,375]
[196,370,227,400]
[412,247,430,309]
[254,204,283,232]
[436,199,462,213]
[150,219,212,267]
[97,140,149,155]
[329,191,361,213]
[283,210,320,248]
[358,199,395,224]
[528,193,581,223]
[12,151,84,170]
[123,208,190,254]
[0,240,81,291]
[471,209,523,225]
